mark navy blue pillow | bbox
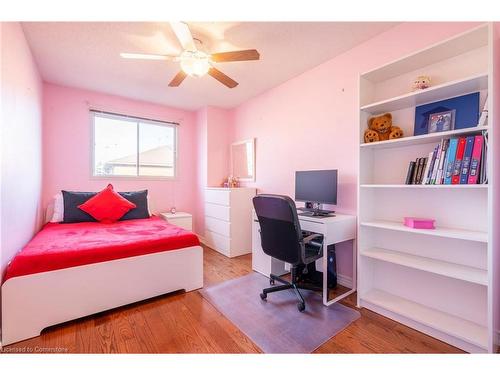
[118,190,150,221]
[61,189,149,223]
[62,190,98,223]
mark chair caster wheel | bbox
[260,293,267,300]
[269,278,275,285]
[297,302,305,312]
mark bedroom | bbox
[1,0,499,372]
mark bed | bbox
[1,215,203,346]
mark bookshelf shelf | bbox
[360,289,488,351]
[360,184,488,189]
[360,220,488,243]
[357,23,497,353]
[361,25,488,83]
[360,73,488,114]
[360,126,488,150]
[361,247,487,285]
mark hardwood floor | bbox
[1,245,463,354]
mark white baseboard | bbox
[337,274,353,289]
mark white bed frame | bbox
[1,204,203,346]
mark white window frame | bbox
[90,110,178,180]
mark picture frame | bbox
[413,92,479,136]
[427,109,455,133]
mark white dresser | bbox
[204,187,256,258]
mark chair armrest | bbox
[300,232,324,263]
[302,233,323,244]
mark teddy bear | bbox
[364,113,403,143]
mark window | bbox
[91,110,177,178]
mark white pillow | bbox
[50,193,64,222]
[147,198,154,216]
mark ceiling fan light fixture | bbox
[123,23,259,88]
[179,50,211,77]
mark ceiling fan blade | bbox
[208,67,238,88]
[120,53,176,61]
[170,22,196,51]
[210,49,260,63]
[168,71,188,87]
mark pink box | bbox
[403,217,435,229]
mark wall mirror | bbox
[231,138,255,181]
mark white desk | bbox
[252,211,357,306]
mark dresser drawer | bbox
[205,216,231,237]
[205,189,230,206]
[205,202,230,221]
[205,230,231,256]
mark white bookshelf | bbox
[360,73,488,113]
[360,220,488,243]
[360,126,488,150]
[361,290,488,351]
[360,184,488,189]
[357,24,498,353]
[361,248,487,285]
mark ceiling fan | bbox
[120,22,260,88]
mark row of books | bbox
[405,132,488,185]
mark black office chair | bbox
[253,194,324,312]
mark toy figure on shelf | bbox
[222,176,240,188]
[412,75,431,91]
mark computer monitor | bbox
[295,170,338,211]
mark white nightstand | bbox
[160,212,193,231]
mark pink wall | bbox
[194,106,232,236]
[230,22,481,278]
[195,108,208,236]
[42,83,198,224]
[1,23,43,282]
[206,106,232,187]
[231,22,481,211]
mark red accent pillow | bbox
[78,184,136,223]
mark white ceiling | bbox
[22,22,398,111]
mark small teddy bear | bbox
[412,75,431,91]
[364,113,403,143]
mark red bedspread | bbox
[3,216,200,282]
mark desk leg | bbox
[323,239,357,307]
[322,243,328,306]
[352,238,358,301]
